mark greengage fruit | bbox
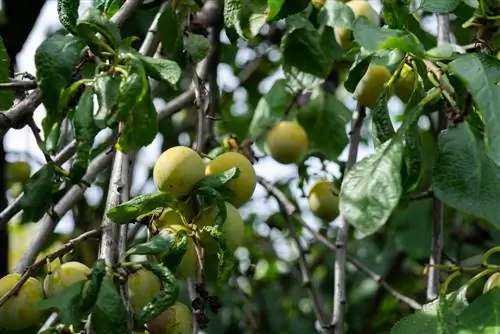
[0,274,43,330]
[128,268,162,316]
[334,0,379,48]
[266,121,308,165]
[146,301,193,334]
[308,180,340,221]
[393,64,416,103]
[205,152,256,207]
[353,63,391,109]
[43,261,91,298]
[153,146,205,198]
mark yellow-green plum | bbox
[128,268,162,316]
[43,261,91,298]
[0,274,44,330]
[308,180,340,221]
[266,121,308,165]
[146,301,193,334]
[353,63,391,109]
[334,0,379,48]
[205,152,257,207]
[153,146,205,198]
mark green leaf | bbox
[281,25,335,78]
[57,0,80,34]
[371,90,395,148]
[37,281,87,326]
[125,232,176,257]
[94,0,124,17]
[137,55,181,88]
[137,262,179,326]
[34,34,84,117]
[0,37,13,110]
[116,88,159,152]
[195,188,229,226]
[432,122,500,227]
[193,167,240,189]
[157,8,182,57]
[268,0,310,21]
[378,35,426,58]
[339,138,404,239]
[76,7,121,50]
[344,55,371,93]
[223,0,246,39]
[248,79,294,144]
[184,33,210,63]
[402,123,423,194]
[82,260,107,311]
[448,54,500,165]
[419,0,460,13]
[42,117,63,154]
[106,192,176,224]
[320,0,355,29]
[69,87,99,182]
[93,74,121,128]
[297,87,350,160]
[91,276,128,334]
[162,234,188,271]
[352,16,404,52]
[20,164,55,222]
[108,55,149,126]
[451,288,500,332]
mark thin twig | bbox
[37,312,59,333]
[332,104,366,333]
[14,150,114,273]
[0,227,101,308]
[296,213,422,311]
[259,177,331,333]
[27,118,53,163]
[0,79,37,90]
[427,14,449,302]
[109,0,142,26]
[0,89,42,135]
[138,1,169,56]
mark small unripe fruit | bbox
[173,237,197,280]
[0,274,43,330]
[128,268,162,316]
[198,202,245,253]
[354,63,391,109]
[205,152,256,207]
[334,0,379,48]
[43,261,91,298]
[266,121,308,165]
[146,301,193,334]
[153,146,205,198]
[6,161,31,184]
[155,201,195,230]
[484,273,500,294]
[308,180,340,221]
[393,64,416,103]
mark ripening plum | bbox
[266,121,308,165]
[308,180,340,221]
[146,301,193,334]
[393,64,416,103]
[197,202,245,254]
[353,63,391,108]
[0,274,44,330]
[153,146,205,198]
[43,261,91,298]
[128,268,162,316]
[205,152,256,207]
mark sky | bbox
[4,0,444,261]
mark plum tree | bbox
[308,180,340,221]
[153,146,206,198]
[266,121,308,165]
[127,268,162,316]
[146,301,193,334]
[393,64,416,103]
[197,201,245,253]
[334,0,380,48]
[0,274,44,330]
[354,63,392,108]
[43,261,91,297]
[205,152,257,207]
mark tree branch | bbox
[0,227,101,308]
[138,1,169,56]
[259,177,331,333]
[109,0,143,26]
[332,104,366,333]
[14,150,114,273]
[427,14,449,302]
[0,79,37,90]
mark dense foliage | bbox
[0,0,499,333]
